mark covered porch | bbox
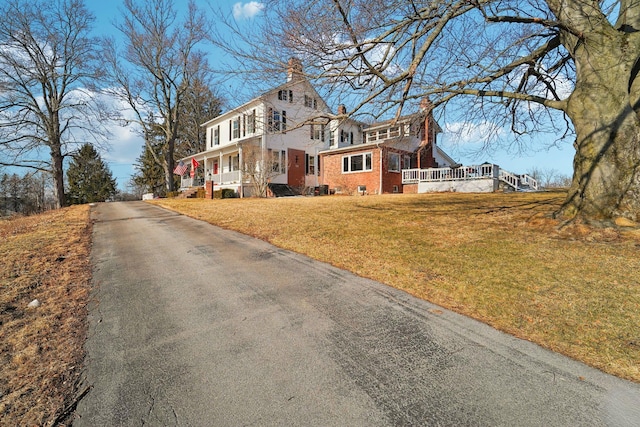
[178,140,259,196]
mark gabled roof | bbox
[434,145,459,166]
[200,76,331,128]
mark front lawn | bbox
[152,191,640,382]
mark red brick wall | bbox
[403,183,418,194]
[205,181,214,199]
[381,148,406,194]
[321,146,412,195]
[321,148,381,194]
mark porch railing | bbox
[402,164,496,184]
[181,171,241,189]
[179,176,204,188]
[402,164,539,191]
[213,171,241,184]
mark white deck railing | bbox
[402,164,538,191]
[498,169,520,190]
[402,164,497,184]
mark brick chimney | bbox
[287,57,303,82]
[420,97,435,146]
[337,104,347,115]
[417,96,437,169]
[420,96,433,113]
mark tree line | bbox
[0,172,54,216]
[0,0,221,212]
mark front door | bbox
[287,148,305,188]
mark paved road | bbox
[74,201,640,426]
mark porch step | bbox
[268,183,301,197]
[177,188,199,199]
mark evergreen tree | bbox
[66,144,117,204]
[132,137,167,197]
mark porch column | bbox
[219,151,223,184]
[379,147,383,195]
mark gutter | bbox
[379,146,383,195]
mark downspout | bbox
[314,147,319,188]
[379,146,383,195]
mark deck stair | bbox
[499,170,539,191]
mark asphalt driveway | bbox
[73,201,640,426]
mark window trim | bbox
[232,117,240,139]
[403,154,411,169]
[388,152,401,173]
[342,152,373,173]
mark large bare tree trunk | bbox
[50,145,66,209]
[166,138,176,193]
[560,27,640,222]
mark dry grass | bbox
[151,191,640,382]
[0,206,92,426]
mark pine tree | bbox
[66,144,117,204]
[132,138,167,197]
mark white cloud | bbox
[232,2,264,20]
[443,121,504,144]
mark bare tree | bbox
[241,143,287,197]
[102,0,211,193]
[0,0,106,208]
[212,0,640,223]
[175,77,223,159]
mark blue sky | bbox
[87,0,575,190]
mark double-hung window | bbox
[342,152,372,173]
[388,152,400,172]
[267,149,287,173]
[403,154,411,169]
[247,110,256,134]
[278,90,293,102]
[268,108,286,132]
[273,110,281,131]
[232,117,240,139]
[310,123,325,141]
[304,95,318,109]
[306,154,315,175]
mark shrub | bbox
[222,189,237,199]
